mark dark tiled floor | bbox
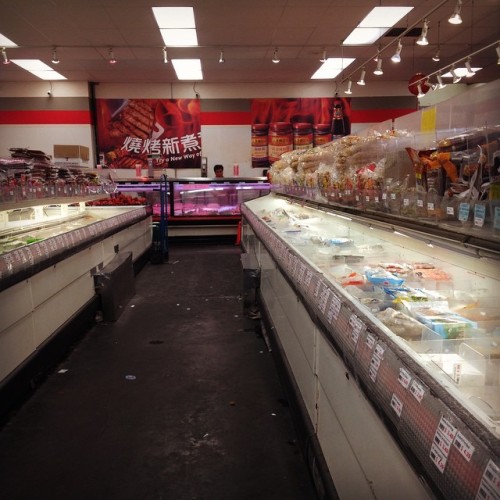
[0,243,318,500]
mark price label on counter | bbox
[366,333,376,350]
[427,202,435,211]
[459,202,471,222]
[474,204,486,228]
[390,394,403,417]
[454,432,475,462]
[437,416,458,444]
[476,460,500,500]
[403,198,410,207]
[398,367,412,389]
[349,314,365,347]
[430,416,457,473]
[297,263,306,284]
[433,429,452,456]
[495,207,500,230]
[327,294,341,323]
[318,286,331,315]
[430,443,447,474]
[369,345,384,382]
[417,199,424,208]
[391,193,396,200]
[409,379,425,403]
[304,269,313,288]
[314,279,322,298]
[447,206,455,216]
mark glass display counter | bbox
[241,192,500,500]
[0,195,152,414]
[115,177,270,238]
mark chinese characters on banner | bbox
[95,98,201,170]
[251,97,351,168]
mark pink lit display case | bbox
[170,178,270,218]
[115,177,270,220]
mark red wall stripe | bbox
[201,109,414,125]
[201,111,252,125]
[0,108,414,127]
[351,108,415,123]
[0,110,92,125]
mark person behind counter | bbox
[213,164,224,178]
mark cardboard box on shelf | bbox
[53,145,89,161]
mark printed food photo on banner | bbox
[95,98,202,170]
[251,97,351,168]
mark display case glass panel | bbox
[243,193,500,438]
[172,179,270,217]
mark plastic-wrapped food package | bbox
[376,307,424,341]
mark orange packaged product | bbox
[341,272,365,287]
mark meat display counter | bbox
[241,192,500,500]
[115,177,270,238]
[0,195,152,418]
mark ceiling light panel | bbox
[311,58,355,79]
[160,28,198,46]
[172,59,203,80]
[11,59,66,80]
[0,33,17,47]
[358,7,413,27]
[343,28,389,46]
[153,6,198,47]
[343,6,413,45]
[152,7,196,29]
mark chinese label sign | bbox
[95,98,201,170]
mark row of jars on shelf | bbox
[0,181,106,204]
[273,184,500,234]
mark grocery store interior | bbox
[0,1,499,499]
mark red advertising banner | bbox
[95,98,201,170]
[251,97,351,168]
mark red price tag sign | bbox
[430,443,447,474]
[453,432,475,462]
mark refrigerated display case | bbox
[241,192,500,500]
[115,177,270,238]
[0,193,152,418]
[242,81,500,499]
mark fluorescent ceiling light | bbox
[343,28,389,45]
[442,66,481,78]
[11,59,67,80]
[343,6,413,45]
[311,57,355,79]
[160,28,198,46]
[0,33,17,47]
[153,6,198,46]
[172,59,203,80]
[359,7,413,27]
[152,7,195,28]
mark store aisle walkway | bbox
[0,243,318,500]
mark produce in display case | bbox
[242,193,500,499]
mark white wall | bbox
[2,79,481,178]
[0,125,94,162]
